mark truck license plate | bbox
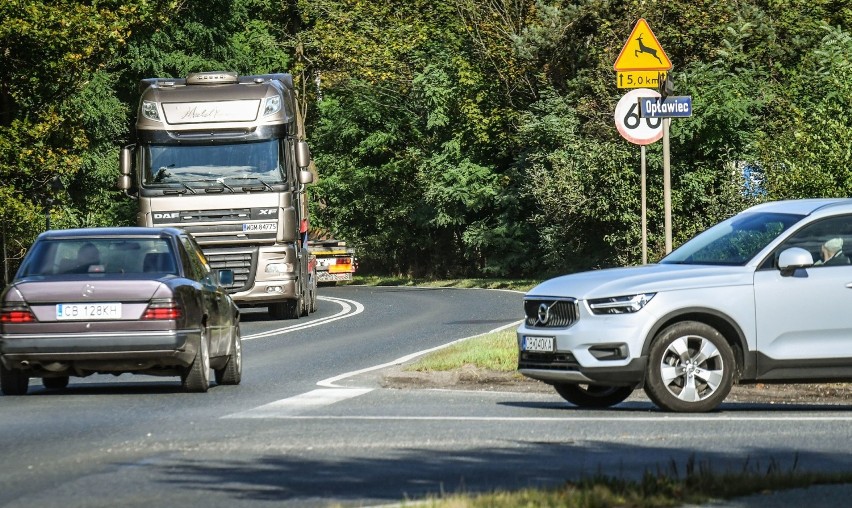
[522,336,554,352]
[243,223,277,232]
[56,303,122,320]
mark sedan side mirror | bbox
[778,247,814,277]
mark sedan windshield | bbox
[661,212,805,266]
[142,140,284,188]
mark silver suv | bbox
[518,198,852,412]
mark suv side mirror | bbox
[778,247,814,276]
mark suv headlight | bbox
[588,293,655,314]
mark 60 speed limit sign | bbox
[615,88,662,145]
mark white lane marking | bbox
[225,415,852,422]
[316,320,523,388]
[242,296,365,341]
[230,289,521,420]
[223,388,374,419]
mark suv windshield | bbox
[142,140,284,188]
[661,212,805,266]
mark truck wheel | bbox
[644,321,734,412]
[1,364,29,395]
[286,297,301,319]
[300,290,309,316]
[214,323,242,385]
[553,383,633,408]
[182,330,210,393]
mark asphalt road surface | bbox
[3,285,852,507]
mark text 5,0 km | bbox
[614,88,663,145]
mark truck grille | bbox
[202,247,257,293]
[524,298,578,328]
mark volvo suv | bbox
[518,198,852,412]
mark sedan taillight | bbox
[142,300,182,320]
[0,306,36,323]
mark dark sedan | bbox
[0,227,241,394]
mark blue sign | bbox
[638,96,693,118]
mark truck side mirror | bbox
[298,170,314,185]
[117,145,134,192]
[296,141,311,168]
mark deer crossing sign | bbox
[613,19,672,73]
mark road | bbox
[2,285,852,507]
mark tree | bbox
[0,0,174,284]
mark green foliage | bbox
[2,0,850,282]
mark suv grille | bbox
[203,247,257,293]
[524,298,578,328]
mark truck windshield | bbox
[142,140,284,188]
[660,212,804,266]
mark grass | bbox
[406,328,518,373]
[420,455,852,507]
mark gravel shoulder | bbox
[381,365,852,404]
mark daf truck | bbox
[118,71,317,319]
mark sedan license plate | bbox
[243,223,277,232]
[523,335,554,352]
[56,303,121,320]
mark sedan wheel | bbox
[0,364,29,396]
[553,383,634,408]
[644,321,734,412]
[215,324,242,385]
[182,329,210,393]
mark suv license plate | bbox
[56,303,122,320]
[523,336,554,352]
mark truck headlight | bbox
[142,101,161,121]
[265,262,294,275]
[263,96,281,117]
[588,293,655,314]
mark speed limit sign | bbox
[615,88,662,145]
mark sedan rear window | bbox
[20,238,177,276]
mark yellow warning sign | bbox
[613,18,672,72]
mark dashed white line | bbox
[223,388,373,419]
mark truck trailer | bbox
[308,238,356,284]
[118,71,317,319]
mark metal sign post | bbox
[614,88,661,264]
[614,19,672,262]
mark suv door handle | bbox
[846,283,852,288]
